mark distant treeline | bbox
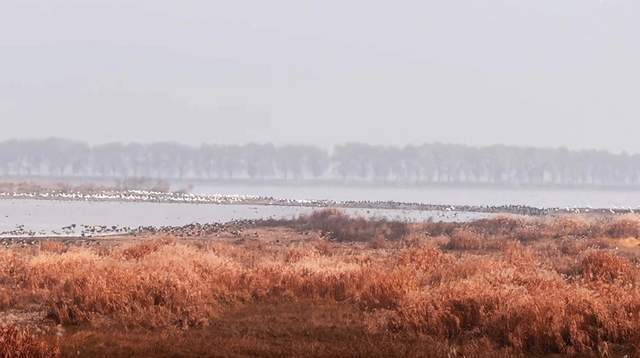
[1,138,639,187]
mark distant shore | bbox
[5,174,640,192]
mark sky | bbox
[0,0,639,152]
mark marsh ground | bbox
[3,211,640,357]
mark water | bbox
[0,200,490,237]
[192,184,640,209]
[4,183,637,237]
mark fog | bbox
[1,0,639,152]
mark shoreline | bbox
[0,189,634,216]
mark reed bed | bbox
[2,212,640,356]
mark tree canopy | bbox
[0,139,638,187]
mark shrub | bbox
[38,245,232,328]
[0,325,59,358]
[578,250,637,283]
[421,221,459,237]
[443,229,507,251]
[443,229,484,250]
[39,241,66,254]
[466,216,524,236]
[549,216,593,238]
[116,239,171,260]
[294,209,410,242]
[604,216,640,239]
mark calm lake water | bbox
[3,184,639,237]
[0,199,490,237]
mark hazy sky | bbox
[1,0,638,151]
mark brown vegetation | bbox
[2,212,640,356]
[0,325,59,358]
[288,208,411,242]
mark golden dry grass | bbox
[3,212,640,356]
[0,325,59,358]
